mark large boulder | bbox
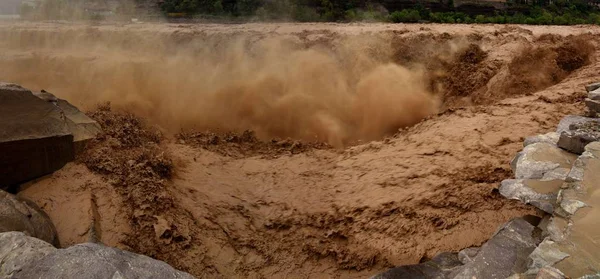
[0,83,74,187]
[0,190,59,247]
[12,242,195,279]
[0,232,56,278]
[0,232,194,279]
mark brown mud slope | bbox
[4,23,600,278]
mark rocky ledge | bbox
[373,82,600,279]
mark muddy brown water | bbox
[3,22,600,278]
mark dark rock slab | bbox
[557,121,600,155]
[12,242,195,279]
[0,82,74,187]
[370,252,463,279]
[0,190,59,246]
[451,218,541,279]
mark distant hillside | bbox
[0,0,21,14]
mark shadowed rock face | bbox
[0,83,102,188]
[0,190,59,247]
[0,82,74,188]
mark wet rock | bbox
[457,247,480,265]
[526,239,569,275]
[585,82,600,92]
[371,252,462,279]
[524,133,560,147]
[510,143,576,180]
[585,98,600,114]
[451,218,540,279]
[0,231,56,278]
[0,190,59,247]
[557,121,600,154]
[556,115,598,134]
[538,216,568,242]
[12,242,195,279]
[499,179,560,213]
[559,196,586,215]
[0,82,74,187]
[565,156,587,182]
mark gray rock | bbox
[557,121,600,154]
[499,179,559,213]
[538,217,568,242]
[12,242,195,279]
[457,247,480,265]
[0,82,74,187]
[535,266,566,279]
[452,218,540,279]
[586,98,600,114]
[589,88,600,101]
[0,190,59,246]
[559,199,587,215]
[510,143,576,180]
[370,252,463,279]
[524,133,560,147]
[565,156,587,182]
[527,239,569,275]
[585,82,600,93]
[556,115,598,134]
[0,232,56,278]
[33,90,102,152]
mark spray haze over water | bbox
[0,25,441,146]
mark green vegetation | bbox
[157,0,600,24]
[20,0,600,25]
